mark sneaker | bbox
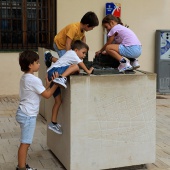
[53,77,67,88]
[118,60,133,72]
[16,164,37,170]
[48,122,62,134]
[26,164,37,170]
[44,51,53,68]
[130,59,140,69]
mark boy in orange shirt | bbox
[52,11,99,59]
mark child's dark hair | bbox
[102,14,123,25]
[71,40,89,51]
[19,50,39,72]
[81,11,99,27]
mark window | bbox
[0,0,56,51]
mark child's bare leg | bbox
[51,94,62,123]
[106,44,122,61]
[18,143,30,169]
[62,64,79,77]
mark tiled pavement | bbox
[0,95,65,170]
[0,95,170,170]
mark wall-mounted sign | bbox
[105,3,121,17]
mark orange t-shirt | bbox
[54,22,85,50]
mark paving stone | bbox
[38,150,57,159]
[0,162,16,170]
[3,151,17,162]
[0,95,170,170]
[25,159,44,169]
[0,155,5,164]
[40,159,62,169]
[0,132,12,139]
[8,138,20,146]
[30,143,44,152]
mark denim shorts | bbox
[16,107,37,144]
[48,66,69,98]
[53,42,66,58]
[119,45,142,58]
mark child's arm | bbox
[78,62,94,75]
[41,84,58,99]
[95,32,118,56]
[65,36,73,51]
[82,36,86,43]
[41,72,58,99]
[45,74,52,89]
[95,35,114,56]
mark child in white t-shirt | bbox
[16,50,58,170]
[44,40,94,134]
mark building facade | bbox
[0,0,170,95]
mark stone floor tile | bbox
[40,159,61,169]
[30,143,44,152]
[3,152,17,163]
[8,138,20,146]
[25,159,44,169]
[0,132,12,139]
[0,162,16,170]
[0,155,5,164]
[0,95,170,170]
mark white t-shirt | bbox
[47,50,82,72]
[19,73,45,116]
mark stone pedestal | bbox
[38,48,156,170]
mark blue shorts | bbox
[119,45,142,58]
[16,107,36,144]
[53,42,66,58]
[48,66,69,98]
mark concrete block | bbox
[39,48,156,170]
[51,74,156,170]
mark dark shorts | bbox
[48,66,69,98]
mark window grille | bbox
[0,0,56,51]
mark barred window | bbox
[0,0,56,51]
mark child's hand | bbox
[95,50,101,56]
[88,67,94,75]
[102,51,107,55]
[52,72,59,80]
[45,72,59,89]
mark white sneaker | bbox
[53,77,67,88]
[130,59,140,69]
[118,61,133,72]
